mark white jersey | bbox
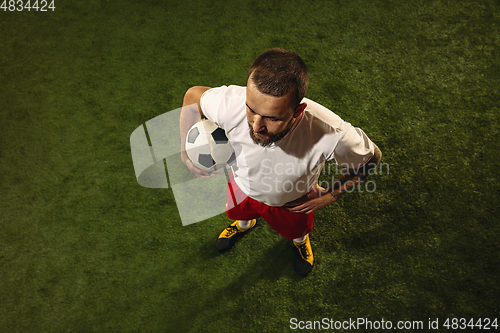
[200,85,374,207]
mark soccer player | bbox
[180,49,382,277]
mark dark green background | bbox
[1,0,499,332]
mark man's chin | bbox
[248,122,293,147]
[251,133,273,147]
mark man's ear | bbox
[294,103,307,118]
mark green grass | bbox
[1,0,499,332]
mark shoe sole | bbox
[295,255,313,277]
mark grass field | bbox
[1,0,499,332]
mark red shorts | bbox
[226,174,314,239]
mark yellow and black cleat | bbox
[216,219,257,254]
[293,234,314,277]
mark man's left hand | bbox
[284,184,337,214]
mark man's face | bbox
[245,79,300,147]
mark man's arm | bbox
[285,143,382,214]
[179,86,212,177]
[328,143,382,201]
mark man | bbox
[180,48,382,277]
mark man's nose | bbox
[253,115,265,133]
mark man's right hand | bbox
[181,151,214,178]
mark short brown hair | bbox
[248,48,309,109]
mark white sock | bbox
[237,219,253,229]
[293,235,307,244]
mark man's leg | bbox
[216,174,260,253]
[237,219,254,229]
[258,205,315,277]
[293,235,307,243]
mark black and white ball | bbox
[185,119,236,173]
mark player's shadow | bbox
[200,223,301,281]
[162,225,304,332]
[239,238,296,282]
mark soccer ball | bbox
[185,119,236,173]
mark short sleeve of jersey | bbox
[199,86,228,127]
[199,85,246,133]
[332,126,374,169]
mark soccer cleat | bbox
[293,234,314,277]
[216,219,257,253]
